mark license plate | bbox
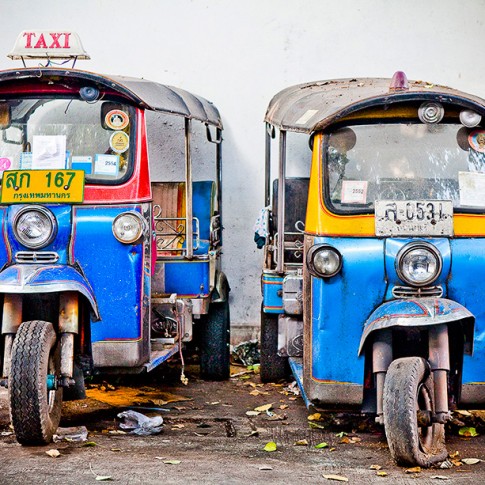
[375,200,453,236]
[0,170,85,204]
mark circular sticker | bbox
[0,157,12,171]
[468,129,485,153]
[110,131,130,154]
[105,109,129,130]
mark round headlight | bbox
[307,245,342,278]
[13,206,57,249]
[396,242,442,287]
[112,211,145,244]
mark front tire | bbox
[383,357,447,467]
[199,299,230,380]
[9,321,63,445]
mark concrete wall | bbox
[1,0,485,335]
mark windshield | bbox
[324,123,485,213]
[0,98,135,184]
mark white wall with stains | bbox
[1,0,485,335]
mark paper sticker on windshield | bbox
[32,135,67,169]
[72,156,93,175]
[109,131,129,154]
[94,154,119,175]
[105,109,129,130]
[459,171,485,207]
[20,152,32,170]
[468,130,485,153]
[0,157,12,172]
[341,180,368,204]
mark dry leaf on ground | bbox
[263,441,277,452]
[254,403,273,412]
[323,474,349,482]
[45,449,60,458]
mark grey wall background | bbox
[1,0,485,335]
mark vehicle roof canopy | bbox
[264,77,485,134]
[0,68,222,128]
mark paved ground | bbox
[0,364,484,484]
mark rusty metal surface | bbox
[0,68,222,128]
[265,77,485,133]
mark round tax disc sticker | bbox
[110,131,130,153]
[105,110,129,130]
[468,129,485,153]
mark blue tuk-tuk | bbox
[0,31,230,445]
[259,72,484,466]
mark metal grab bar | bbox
[153,205,200,254]
[273,231,304,268]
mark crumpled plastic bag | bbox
[53,426,88,442]
[117,410,164,436]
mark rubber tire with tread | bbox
[260,309,288,383]
[9,320,63,445]
[199,299,230,380]
[383,356,447,467]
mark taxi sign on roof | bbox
[8,31,90,60]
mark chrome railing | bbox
[153,204,200,254]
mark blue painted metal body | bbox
[70,205,144,342]
[0,204,145,352]
[164,260,210,297]
[309,236,482,387]
[310,237,385,384]
[289,357,311,408]
[262,272,284,313]
[448,239,485,383]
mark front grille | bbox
[15,251,59,264]
[392,285,443,298]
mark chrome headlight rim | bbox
[112,211,145,244]
[306,244,343,278]
[396,242,442,287]
[13,205,57,249]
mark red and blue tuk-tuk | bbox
[0,31,230,444]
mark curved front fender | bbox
[359,298,474,355]
[0,264,100,320]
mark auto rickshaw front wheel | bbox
[383,357,447,467]
[9,320,63,445]
[199,299,230,380]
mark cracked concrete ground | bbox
[0,365,484,484]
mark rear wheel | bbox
[260,309,288,383]
[383,357,447,467]
[199,299,230,380]
[9,321,63,445]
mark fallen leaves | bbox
[263,441,277,452]
[308,413,322,421]
[323,474,348,482]
[254,403,273,413]
[405,466,421,474]
[315,442,329,449]
[294,439,309,446]
[246,411,260,417]
[461,458,481,465]
[458,427,478,437]
[45,449,60,458]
